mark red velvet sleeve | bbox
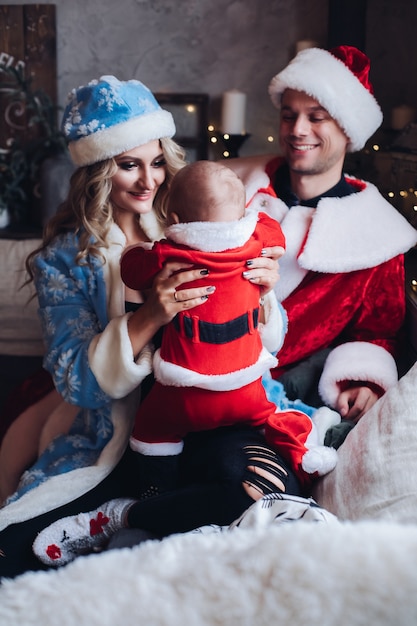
[275,255,406,375]
[343,254,406,356]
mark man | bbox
[226,45,417,427]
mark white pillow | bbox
[313,361,417,522]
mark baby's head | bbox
[167,160,246,225]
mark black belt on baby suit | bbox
[173,308,259,344]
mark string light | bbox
[206,124,277,154]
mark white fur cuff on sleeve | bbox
[259,292,288,354]
[318,341,398,407]
[88,314,153,399]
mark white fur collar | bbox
[165,209,259,252]
[140,210,165,242]
[227,156,417,271]
[299,182,417,272]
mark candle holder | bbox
[215,132,251,158]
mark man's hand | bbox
[335,382,383,422]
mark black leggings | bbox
[126,425,301,537]
[0,426,300,579]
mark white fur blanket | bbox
[4,360,417,625]
[1,520,417,625]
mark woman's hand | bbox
[148,261,216,325]
[127,261,215,358]
[137,263,215,328]
[243,245,285,297]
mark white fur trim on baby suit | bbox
[301,407,339,476]
[130,437,184,457]
[302,446,338,476]
[165,209,259,252]
[153,346,278,392]
[318,341,398,408]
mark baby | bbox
[121,161,338,494]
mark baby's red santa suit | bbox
[121,210,338,490]
[225,45,417,407]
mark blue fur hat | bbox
[61,75,176,166]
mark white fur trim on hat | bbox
[268,48,383,152]
[69,110,175,166]
[318,341,398,408]
[62,75,176,166]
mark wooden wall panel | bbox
[23,4,57,103]
[0,5,25,66]
[0,5,57,231]
[0,4,56,100]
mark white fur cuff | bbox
[318,341,398,407]
[259,293,288,354]
[89,314,153,398]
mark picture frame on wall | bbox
[155,93,209,161]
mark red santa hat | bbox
[268,45,383,152]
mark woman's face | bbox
[110,140,167,219]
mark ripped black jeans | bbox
[126,425,301,537]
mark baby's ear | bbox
[167,211,180,225]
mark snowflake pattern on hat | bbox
[61,75,176,166]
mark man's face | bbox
[279,89,349,178]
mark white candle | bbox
[391,105,416,130]
[295,39,318,54]
[221,90,246,135]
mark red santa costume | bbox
[121,210,338,489]
[226,46,417,409]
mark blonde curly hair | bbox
[26,137,186,280]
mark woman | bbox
[0,76,299,576]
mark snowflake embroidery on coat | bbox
[67,309,102,341]
[4,231,120,504]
